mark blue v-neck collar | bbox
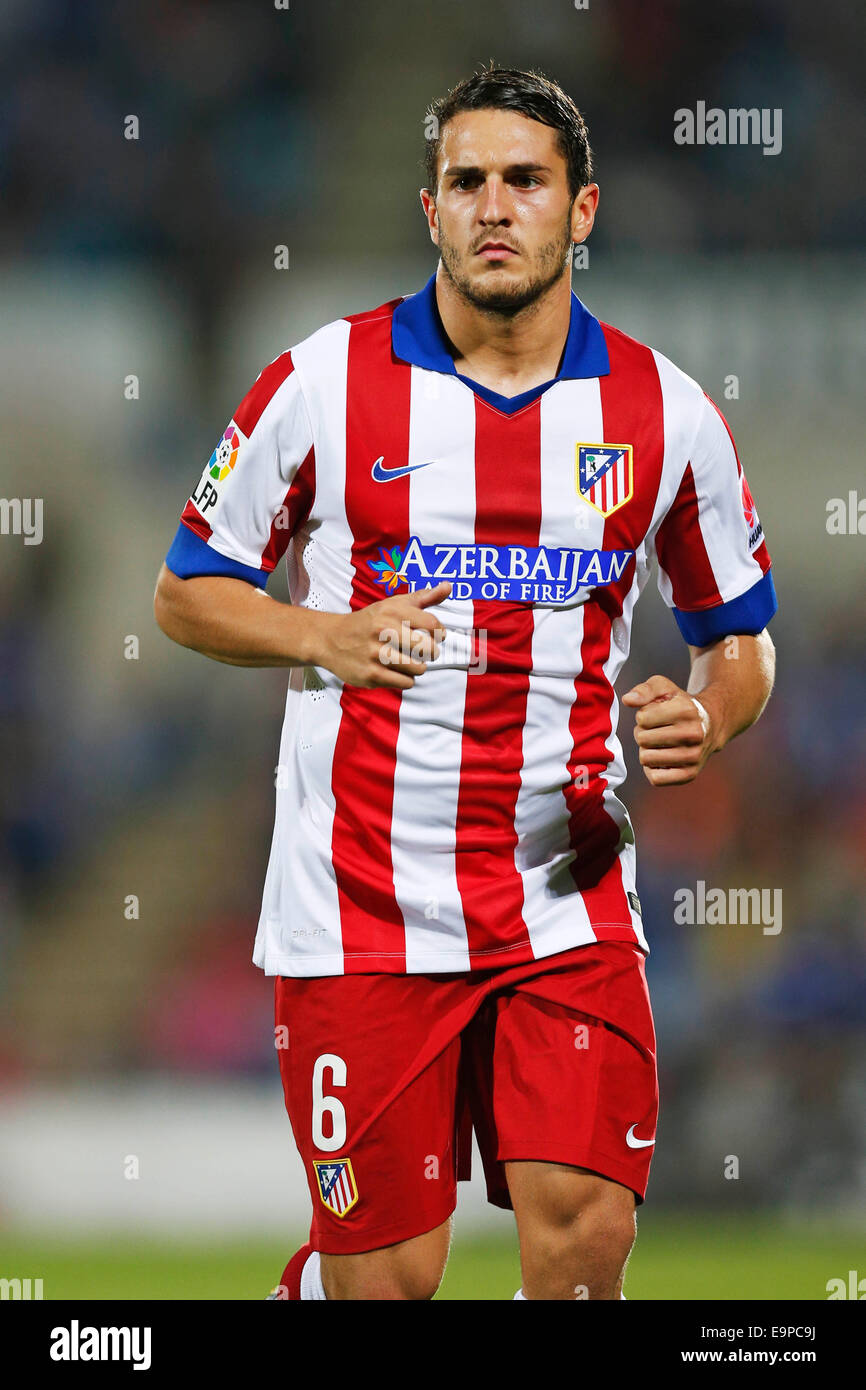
[391,271,610,414]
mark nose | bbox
[478,174,511,227]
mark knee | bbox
[322,1259,444,1301]
[321,1216,452,1300]
[392,1265,445,1301]
[581,1197,636,1260]
[531,1187,636,1263]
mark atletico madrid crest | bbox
[576,443,634,518]
[312,1158,359,1218]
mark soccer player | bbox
[153,65,777,1300]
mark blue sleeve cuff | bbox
[165,523,268,590]
[673,569,777,646]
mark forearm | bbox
[687,629,776,753]
[153,565,337,668]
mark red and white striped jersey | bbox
[166,273,776,976]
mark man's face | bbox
[422,108,597,314]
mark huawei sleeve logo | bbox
[741,473,764,550]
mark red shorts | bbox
[275,941,658,1254]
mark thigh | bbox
[275,971,464,1255]
[505,1160,636,1228]
[505,1160,636,1300]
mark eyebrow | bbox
[443,162,553,181]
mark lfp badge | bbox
[313,1158,359,1218]
[208,424,241,482]
[576,444,633,518]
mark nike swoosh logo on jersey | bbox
[371,456,435,482]
[625,1125,655,1149]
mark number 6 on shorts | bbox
[311,1053,347,1152]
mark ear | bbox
[571,182,599,245]
[420,188,440,245]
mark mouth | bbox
[476,242,518,260]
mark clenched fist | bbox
[316,581,452,690]
[621,674,716,787]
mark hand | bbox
[621,674,716,787]
[316,581,452,690]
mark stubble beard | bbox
[437,216,574,317]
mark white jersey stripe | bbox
[514,378,607,957]
[253,320,352,976]
[392,370,476,971]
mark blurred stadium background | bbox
[1,0,864,1299]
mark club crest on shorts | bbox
[312,1158,359,1217]
[576,443,634,517]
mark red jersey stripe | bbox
[342,296,405,329]
[655,461,722,611]
[330,311,409,971]
[179,499,212,541]
[455,398,539,965]
[565,326,664,931]
[234,352,296,438]
[260,445,316,572]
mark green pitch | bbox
[1,1215,858,1300]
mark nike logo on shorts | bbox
[625,1124,655,1149]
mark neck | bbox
[434,264,572,396]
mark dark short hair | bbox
[423,62,593,200]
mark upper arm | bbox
[687,628,775,664]
[154,560,183,602]
[153,560,185,624]
[153,561,269,642]
[654,393,777,647]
